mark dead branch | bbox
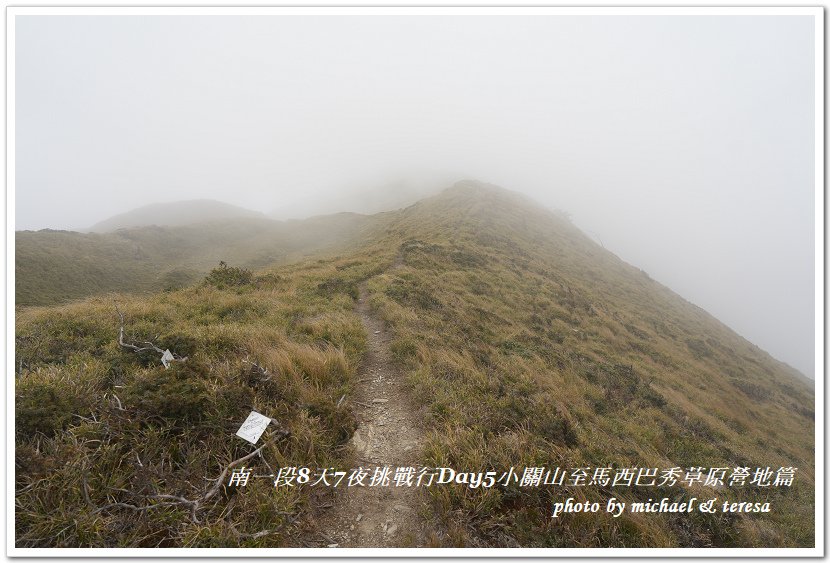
[258,450,276,476]
[242,358,271,383]
[115,303,188,366]
[92,444,268,525]
[225,512,297,540]
[92,499,187,515]
[150,494,200,523]
[80,469,93,508]
[112,393,124,411]
[203,444,266,503]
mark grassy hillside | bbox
[363,182,814,547]
[89,199,266,232]
[15,257,383,547]
[14,181,814,548]
[16,213,373,307]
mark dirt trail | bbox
[315,281,432,548]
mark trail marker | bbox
[161,349,174,369]
[236,411,271,444]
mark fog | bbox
[14,13,816,377]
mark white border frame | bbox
[5,5,824,559]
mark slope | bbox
[359,180,815,547]
[88,199,266,232]
[16,212,372,307]
[14,180,815,548]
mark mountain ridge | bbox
[88,199,267,232]
[14,179,814,547]
[16,211,375,307]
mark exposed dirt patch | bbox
[314,281,433,548]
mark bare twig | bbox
[203,445,266,503]
[243,359,271,383]
[116,304,164,354]
[92,500,186,515]
[225,514,296,540]
[257,448,276,476]
[115,303,188,365]
[93,444,268,525]
[150,494,200,523]
[80,470,94,508]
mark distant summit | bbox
[88,199,266,232]
[270,180,440,220]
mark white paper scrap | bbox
[161,349,174,369]
[236,411,271,444]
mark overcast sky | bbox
[15,13,817,377]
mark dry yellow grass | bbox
[15,181,814,548]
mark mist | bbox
[14,13,816,378]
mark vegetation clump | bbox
[316,277,358,300]
[16,381,89,437]
[124,363,210,424]
[14,255,368,547]
[204,261,253,288]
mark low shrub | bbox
[204,262,253,288]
